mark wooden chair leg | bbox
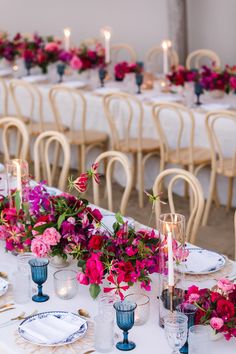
[226,177,234,212]
[137,152,144,208]
[202,170,216,226]
[132,153,137,189]
[80,144,86,173]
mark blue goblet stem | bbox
[123,331,129,344]
[37,284,43,297]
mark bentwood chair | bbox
[34,131,70,191]
[9,79,69,136]
[152,102,212,175]
[145,46,179,73]
[49,86,108,173]
[0,116,29,161]
[153,168,204,244]
[93,151,133,215]
[0,78,8,116]
[186,49,221,70]
[234,210,236,260]
[202,111,236,226]
[103,92,160,208]
[110,44,137,63]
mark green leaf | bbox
[57,213,66,229]
[115,212,124,224]
[14,190,21,212]
[89,284,101,299]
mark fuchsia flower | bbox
[210,317,224,330]
[77,272,89,285]
[84,253,104,285]
[217,279,235,293]
[44,42,59,52]
[43,227,61,246]
[31,236,50,257]
[73,163,100,193]
[104,273,129,300]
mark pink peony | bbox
[70,55,83,70]
[45,42,59,52]
[188,293,200,303]
[217,279,235,293]
[210,317,224,330]
[77,272,89,285]
[43,227,61,246]
[31,236,50,257]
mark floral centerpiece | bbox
[167,65,199,86]
[199,66,231,94]
[68,42,105,72]
[114,61,138,81]
[185,279,236,340]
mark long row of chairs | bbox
[0,118,235,258]
[110,44,221,70]
[0,79,236,226]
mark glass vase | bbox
[158,213,186,327]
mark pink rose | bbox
[43,227,61,246]
[85,253,104,285]
[45,42,59,52]
[189,293,200,303]
[70,55,82,70]
[217,279,235,293]
[77,272,89,285]
[31,236,50,257]
[210,317,224,330]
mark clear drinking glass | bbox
[176,303,198,353]
[12,271,31,304]
[94,314,114,353]
[164,312,188,354]
[17,252,34,272]
[99,293,118,318]
[124,293,150,325]
[53,269,78,300]
[188,325,210,354]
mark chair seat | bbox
[65,130,108,145]
[29,122,69,136]
[118,138,160,153]
[216,159,236,177]
[168,147,212,165]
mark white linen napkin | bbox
[184,250,221,273]
[60,81,86,89]
[150,94,182,104]
[201,103,231,111]
[21,314,86,344]
[21,75,48,83]
[93,87,121,95]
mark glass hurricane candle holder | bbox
[113,300,137,351]
[158,213,186,327]
[125,293,150,326]
[29,258,49,302]
[6,159,29,209]
[53,269,78,300]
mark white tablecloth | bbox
[0,207,236,353]
[0,79,236,206]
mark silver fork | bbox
[0,310,38,328]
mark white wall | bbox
[0,0,235,65]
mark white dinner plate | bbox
[60,81,87,89]
[179,248,225,275]
[18,311,88,346]
[0,68,12,77]
[0,277,9,296]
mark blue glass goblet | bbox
[24,60,32,76]
[113,300,137,351]
[98,67,107,87]
[135,73,143,94]
[57,63,66,83]
[194,82,203,105]
[176,303,198,353]
[29,258,49,302]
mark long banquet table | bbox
[0,77,236,207]
[0,206,235,354]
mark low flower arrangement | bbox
[167,65,199,86]
[114,61,138,81]
[185,279,236,340]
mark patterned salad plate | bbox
[18,311,88,346]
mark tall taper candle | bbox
[167,231,174,287]
[64,28,71,51]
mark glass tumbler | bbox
[164,312,188,354]
[176,303,198,353]
[12,271,31,304]
[188,325,210,354]
[53,269,78,300]
[94,314,114,353]
[125,293,150,325]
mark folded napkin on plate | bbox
[21,75,48,83]
[184,250,221,273]
[21,314,86,344]
[93,87,121,95]
[201,103,231,111]
[60,81,86,89]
